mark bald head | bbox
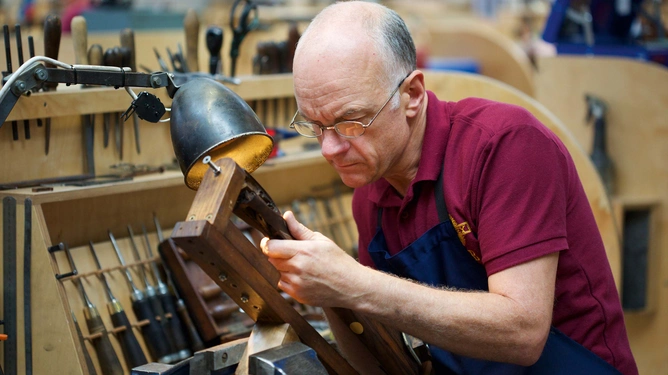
[294,1,416,91]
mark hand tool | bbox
[184,9,200,72]
[3,197,17,375]
[67,243,124,375]
[23,199,32,375]
[229,0,259,77]
[285,22,300,73]
[103,47,124,159]
[153,47,170,72]
[26,36,43,129]
[14,24,30,140]
[87,44,107,147]
[71,16,96,175]
[154,215,205,352]
[166,45,187,73]
[142,225,191,361]
[72,311,98,375]
[585,94,614,194]
[120,28,142,154]
[3,25,19,141]
[108,230,175,364]
[127,225,167,329]
[42,14,61,155]
[206,26,223,75]
[88,241,148,368]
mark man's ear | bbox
[404,70,426,119]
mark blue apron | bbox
[367,172,623,375]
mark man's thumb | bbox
[283,211,315,240]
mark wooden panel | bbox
[0,200,84,375]
[535,56,668,374]
[424,19,535,96]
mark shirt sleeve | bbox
[475,124,570,275]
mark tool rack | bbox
[0,75,356,374]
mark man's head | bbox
[292,1,427,190]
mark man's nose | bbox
[319,129,348,158]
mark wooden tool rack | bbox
[0,75,355,374]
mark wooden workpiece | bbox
[535,56,668,374]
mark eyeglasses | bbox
[289,73,411,139]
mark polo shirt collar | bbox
[367,90,451,207]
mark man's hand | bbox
[260,211,363,307]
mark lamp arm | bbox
[0,56,180,126]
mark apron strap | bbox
[434,168,449,223]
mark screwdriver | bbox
[108,230,175,364]
[88,241,147,368]
[154,215,205,352]
[142,225,191,360]
[127,226,167,330]
[67,245,123,375]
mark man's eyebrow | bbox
[300,107,366,123]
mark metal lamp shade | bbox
[170,78,274,190]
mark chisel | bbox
[87,44,105,147]
[72,311,98,375]
[68,244,124,375]
[108,231,175,363]
[127,226,167,330]
[3,25,18,141]
[71,16,95,175]
[154,215,205,352]
[15,24,30,140]
[26,36,43,129]
[142,225,191,361]
[88,241,148,368]
[43,14,61,155]
[120,28,141,154]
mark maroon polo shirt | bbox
[352,91,637,374]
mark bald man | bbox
[260,2,637,374]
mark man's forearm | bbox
[340,263,554,366]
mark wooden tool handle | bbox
[43,14,61,90]
[184,8,200,72]
[119,28,136,72]
[70,16,88,65]
[87,44,103,66]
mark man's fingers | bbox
[261,236,299,259]
[283,210,317,240]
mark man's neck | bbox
[384,96,429,197]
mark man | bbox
[260,1,637,374]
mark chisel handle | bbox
[206,26,223,75]
[175,298,204,352]
[119,28,136,72]
[43,15,61,92]
[132,298,173,363]
[184,8,200,72]
[85,314,124,375]
[109,309,147,368]
[159,293,191,356]
[70,16,88,65]
[88,44,103,66]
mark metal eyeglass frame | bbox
[289,72,411,139]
